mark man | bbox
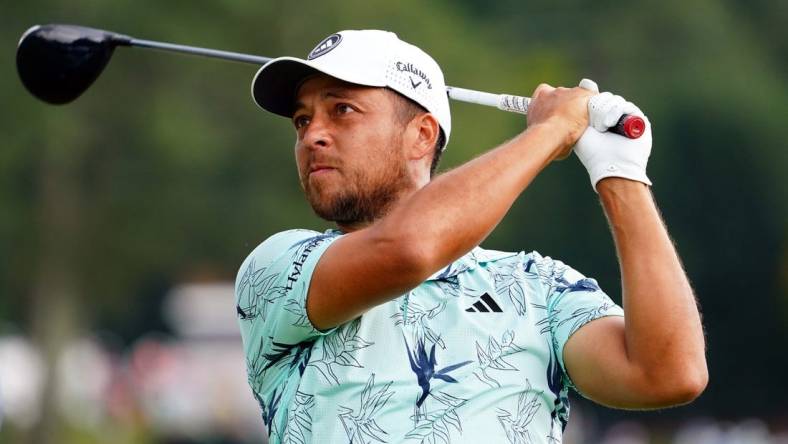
[236,30,707,443]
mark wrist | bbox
[598,178,651,203]
[597,178,659,235]
[523,120,575,162]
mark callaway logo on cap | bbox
[251,30,451,149]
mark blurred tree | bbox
[1,0,786,441]
[451,0,788,424]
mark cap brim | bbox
[251,56,388,118]
[251,57,321,118]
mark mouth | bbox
[309,165,336,176]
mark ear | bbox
[406,113,440,161]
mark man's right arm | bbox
[307,85,592,330]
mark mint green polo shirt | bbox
[236,229,624,443]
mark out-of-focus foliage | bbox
[454,0,788,422]
[1,0,786,440]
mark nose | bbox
[301,111,331,151]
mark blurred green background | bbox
[1,0,786,443]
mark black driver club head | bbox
[16,24,132,105]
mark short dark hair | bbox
[387,88,445,177]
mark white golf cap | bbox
[251,30,451,149]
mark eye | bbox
[293,114,310,129]
[336,103,354,115]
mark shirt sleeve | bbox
[534,253,625,389]
[235,229,340,375]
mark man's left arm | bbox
[563,179,707,409]
[562,89,707,409]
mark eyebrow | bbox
[293,88,358,114]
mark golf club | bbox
[16,24,644,139]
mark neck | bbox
[335,182,424,233]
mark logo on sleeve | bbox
[308,34,343,60]
[284,235,332,291]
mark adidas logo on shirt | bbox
[465,292,502,313]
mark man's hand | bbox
[557,85,706,409]
[526,82,595,161]
[574,87,653,191]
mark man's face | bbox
[292,75,414,226]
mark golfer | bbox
[236,30,707,443]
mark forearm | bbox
[374,123,564,270]
[598,178,707,392]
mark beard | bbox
[304,154,412,226]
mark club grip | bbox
[611,114,645,139]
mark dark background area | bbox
[1,0,786,442]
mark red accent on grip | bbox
[612,115,645,139]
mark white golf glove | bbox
[574,79,653,192]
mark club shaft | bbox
[128,38,272,65]
[447,86,530,114]
[447,85,643,138]
[126,37,527,115]
[122,34,641,138]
